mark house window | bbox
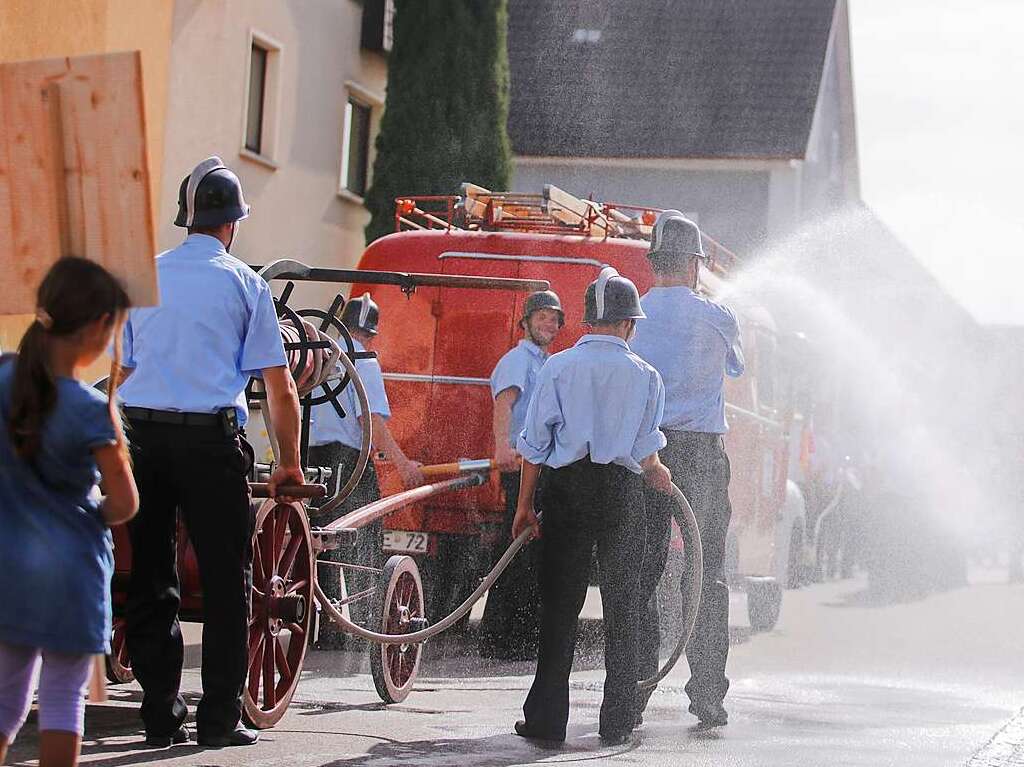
[361,0,395,53]
[241,31,282,167]
[341,98,372,197]
[245,43,268,154]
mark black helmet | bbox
[174,156,250,228]
[583,267,645,324]
[647,210,705,269]
[522,290,565,327]
[341,292,379,335]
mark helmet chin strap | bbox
[226,221,238,252]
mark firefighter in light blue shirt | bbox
[510,268,672,746]
[479,290,564,661]
[307,293,422,636]
[119,157,303,748]
[631,211,745,729]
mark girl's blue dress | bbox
[0,356,117,655]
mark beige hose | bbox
[314,350,373,516]
[637,484,703,692]
[316,479,703,696]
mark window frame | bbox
[338,81,384,204]
[245,44,268,154]
[240,30,283,169]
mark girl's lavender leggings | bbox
[0,640,93,741]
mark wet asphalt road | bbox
[8,569,1024,767]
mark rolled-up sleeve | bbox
[240,282,287,377]
[360,359,391,418]
[515,366,562,465]
[490,350,527,400]
[631,369,667,463]
[713,305,745,378]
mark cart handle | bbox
[249,483,327,500]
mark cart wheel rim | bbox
[244,499,314,728]
[105,617,134,684]
[370,556,424,703]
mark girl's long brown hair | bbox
[9,257,132,460]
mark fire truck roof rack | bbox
[393,182,738,273]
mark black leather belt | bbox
[124,407,222,427]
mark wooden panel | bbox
[0,51,157,315]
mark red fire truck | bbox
[351,184,807,631]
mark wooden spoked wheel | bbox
[105,617,134,684]
[370,556,425,704]
[243,499,314,728]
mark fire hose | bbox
[314,475,703,693]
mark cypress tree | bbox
[364,0,512,243]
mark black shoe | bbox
[196,726,259,748]
[144,727,190,748]
[513,720,563,744]
[689,701,728,728]
[599,730,633,746]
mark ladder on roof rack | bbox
[392,182,738,275]
[394,183,656,240]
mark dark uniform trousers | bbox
[478,470,542,658]
[124,420,253,737]
[307,442,383,626]
[523,458,645,740]
[637,430,733,712]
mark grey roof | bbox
[508,0,838,159]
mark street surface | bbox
[8,569,1024,767]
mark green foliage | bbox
[364,0,512,243]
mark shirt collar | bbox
[648,285,695,298]
[176,233,227,256]
[575,334,629,350]
[517,338,548,359]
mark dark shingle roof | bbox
[508,0,837,159]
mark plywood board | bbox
[0,51,157,315]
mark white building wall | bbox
[159,0,387,310]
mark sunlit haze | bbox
[850,0,1024,325]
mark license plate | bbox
[383,530,431,554]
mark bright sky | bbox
[849,0,1024,326]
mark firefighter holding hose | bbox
[307,293,423,639]
[511,268,672,745]
[118,157,304,748]
[479,289,564,661]
[631,211,745,729]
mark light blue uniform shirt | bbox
[490,339,548,446]
[309,339,391,449]
[631,286,745,434]
[120,234,286,426]
[0,357,116,655]
[516,335,666,474]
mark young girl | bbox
[0,257,138,767]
